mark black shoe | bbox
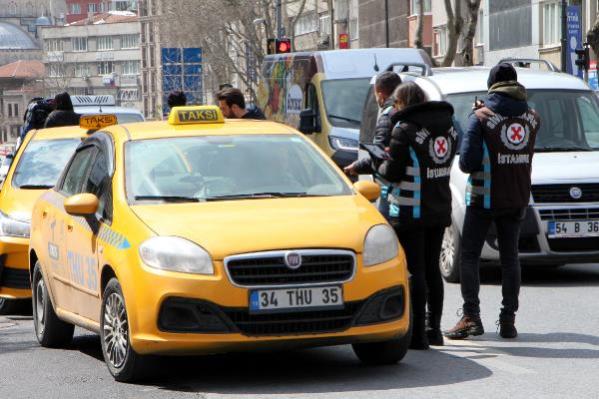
[444,314,484,340]
[498,314,517,339]
[426,328,444,346]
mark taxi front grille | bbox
[224,301,363,336]
[225,250,355,287]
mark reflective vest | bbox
[466,109,540,210]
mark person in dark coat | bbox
[167,91,187,109]
[378,82,457,349]
[44,92,80,128]
[444,63,540,340]
[216,88,266,120]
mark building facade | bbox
[358,0,409,48]
[40,11,142,109]
[65,0,136,23]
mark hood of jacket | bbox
[390,101,454,136]
[485,81,529,117]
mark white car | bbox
[361,66,599,282]
[71,95,144,124]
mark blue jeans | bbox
[460,207,524,317]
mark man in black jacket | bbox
[445,63,540,340]
[44,92,80,128]
[216,88,266,120]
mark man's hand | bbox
[474,107,494,122]
[343,162,358,176]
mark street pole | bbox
[385,0,390,48]
[561,0,568,72]
[276,0,284,39]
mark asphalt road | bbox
[2,263,599,399]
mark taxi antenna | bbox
[373,54,380,72]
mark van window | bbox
[321,78,370,128]
[446,90,599,152]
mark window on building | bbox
[149,45,155,68]
[319,14,331,36]
[88,3,97,13]
[70,3,81,14]
[45,39,63,52]
[121,34,140,49]
[72,87,93,95]
[75,64,90,77]
[433,26,448,57]
[410,0,431,15]
[7,104,12,117]
[543,1,562,46]
[295,13,319,36]
[122,60,140,75]
[99,2,107,12]
[48,64,63,77]
[97,36,114,51]
[98,61,115,75]
[349,18,359,40]
[13,103,19,118]
[72,37,88,52]
[476,9,484,45]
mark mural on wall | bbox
[258,54,318,128]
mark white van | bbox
[361,66,599,281]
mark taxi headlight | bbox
[139,237,214,275]
[363,224,399,267]
[0,211,30,238]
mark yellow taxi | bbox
[0,122,106,314]
[29,106,410,382]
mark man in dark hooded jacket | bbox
[216,88,266,120]
[445,63,540,340]
[44,92,81,128]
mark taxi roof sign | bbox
[80,114,118,131]
[168,106,224,125]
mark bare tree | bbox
[457,0,482,66]
[414,0,425,49]
[442,0,464,67]
[289,0,309,51]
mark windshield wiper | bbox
[18,184,54,189]
[134,195,200,203]
[204,192,320,201]
[536,147,593,152]
[328,114,361,125]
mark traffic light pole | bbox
[561,0,568,72]
[276,0,284,39]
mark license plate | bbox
[548,220,599,238]
[249,286,343,313]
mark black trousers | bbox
[460,206,524,317]
[395,224,446,336]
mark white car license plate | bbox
[249,286,343,313]
[548,220,599,238]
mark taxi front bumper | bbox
[126,256,410,355]
[0,236,31,299]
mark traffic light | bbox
[575,45,590,72]
[267,38,292,55]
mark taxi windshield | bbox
[126,135,352,203]
[447,89,599,151]
[12,139,80,189]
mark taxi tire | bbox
[352,332,411,365]
[100,278,148,382]
[32,262,74,348]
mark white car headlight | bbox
[363,224,399,266]
[329,136,359,151]
[139,237,214,275]
[0,211,30,238]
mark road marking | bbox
[440,339,536,375]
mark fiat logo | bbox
[570,186,583,200]
[284,252,302,270]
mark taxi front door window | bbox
[61,146,99,196]
[84,150,112,222]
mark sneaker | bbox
[498,314,518,339]
[426,328,444,346]
[443,314,484,340]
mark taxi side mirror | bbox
[64,193,99,216]
[353,181,381,202]
[299,109,317,135]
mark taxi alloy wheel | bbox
[32,262,74,347]
[100,278,146,382]
[440,224,461,283]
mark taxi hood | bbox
[131,195,381,260]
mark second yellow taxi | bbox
[29,106,410,382]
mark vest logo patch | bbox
[501,122,530,151]
[429,136,452,165]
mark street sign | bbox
[339,33,349,49]
[566,5,583,78]
[589,61,598,90]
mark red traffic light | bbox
[277,39,291,54]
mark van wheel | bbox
[101,278,147,382]
[0,298,19,315]
[440,224,461,283]
[32,262,74,347]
